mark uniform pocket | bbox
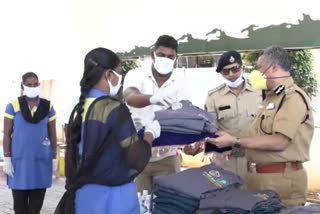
[247,107,258,119]
[217,109,235,120]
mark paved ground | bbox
[0,167,65,214]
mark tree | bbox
[122,59,139,76]
[242,50,318,98]
[116,59,139,100]
[289,50,318,98]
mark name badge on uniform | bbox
[218,105,231,111]
[266,103,275,110]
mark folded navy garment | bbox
[161,126,203,135]
[154,190,199,208]
[152,204,186,214]
[153,190,199,213]
[199,189,282,211]
[159,118,206,134]
[138,128,216,147]
[280,204,320,214]
[154,163,243,200]
[154,202,196,214]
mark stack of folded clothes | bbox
[197,189,283,214]
[155,100,216,135]
[152,190,199,214]
[152,163,243,214]
[138,100,231,154]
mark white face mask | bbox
[108,70,122,96]
[23,85,40,98]
[153,52,176,75]
[223,72,244,88]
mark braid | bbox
[65,47,120,184]
[65,69,96,184]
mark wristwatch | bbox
[234,137,241,148]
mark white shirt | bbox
[123,64,189,161]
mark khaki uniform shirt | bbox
[247,77,314,163]
[205,79,262,138]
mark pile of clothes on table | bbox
[152,163,283,214]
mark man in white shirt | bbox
[123,35,189,193]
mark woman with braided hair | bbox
[55,47,160,214]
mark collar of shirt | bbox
[221,78,254,95]
[87,88,107,98]
[146,64,178,88]
[268,77,294,96]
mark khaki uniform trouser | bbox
[212,156,248,179]
[137,155,181,193]
[244,168,307,208]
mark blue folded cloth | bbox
[138,129,231,153]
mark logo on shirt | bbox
[208,170,220,178]
[253,193,269,200]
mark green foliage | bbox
[242,52,260,73]
[290,50,318,98]
[242,50,318,98]
[116,59,139,100]
[122,60,139,76]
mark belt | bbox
[248,161,303,173]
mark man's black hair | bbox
[155,35,178,52]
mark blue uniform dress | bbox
[74,89,140,214]
[4,97,56,190]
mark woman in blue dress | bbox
[55,47,160,214]
[3,71,57,214]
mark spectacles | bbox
[221,65,241,75]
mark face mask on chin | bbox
[153,52,176,75]
[107,70,122,96]
[223,72,244,88]
[23,85,40,98]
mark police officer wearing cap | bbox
[205,46,314,208]
[205,50,262,179]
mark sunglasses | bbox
[221,65,242,75]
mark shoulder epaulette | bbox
[208,83,226,96]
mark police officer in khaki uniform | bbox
[205,46,314,208]
[205,50,262,179]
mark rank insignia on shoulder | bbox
[266,103,275,110]
[274,85,285,95]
